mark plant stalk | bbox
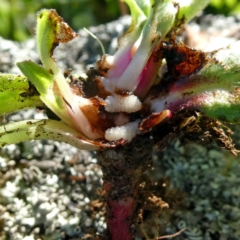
[98,137,152,239]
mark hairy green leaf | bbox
[0,74,44,115]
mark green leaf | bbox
[17,60,101,140]
[36,9,78,73]
[124,0,148,21]
[0,74,28,91]
[190,41,240,94]
[35,10,86,130]
[17,61,52,94]
[135,0,152,17]
[200,94,240,123]
[0,74,44,115]
[0,119,99,150]
[177,0,210,22]
[17,61,72,127]
[152,41,240,124]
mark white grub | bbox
[105,120,140,142]
[105,94,142,113]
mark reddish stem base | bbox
[98,139,152,240]
[106,195,136,240]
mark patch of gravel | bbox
[1,13,240,240]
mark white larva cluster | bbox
[105,94,142,113]
[105,120,140,142]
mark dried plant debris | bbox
[151,109,238,156]
[161,41,208,80]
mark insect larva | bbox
[105,120,140,142]
[105,94,141,113]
